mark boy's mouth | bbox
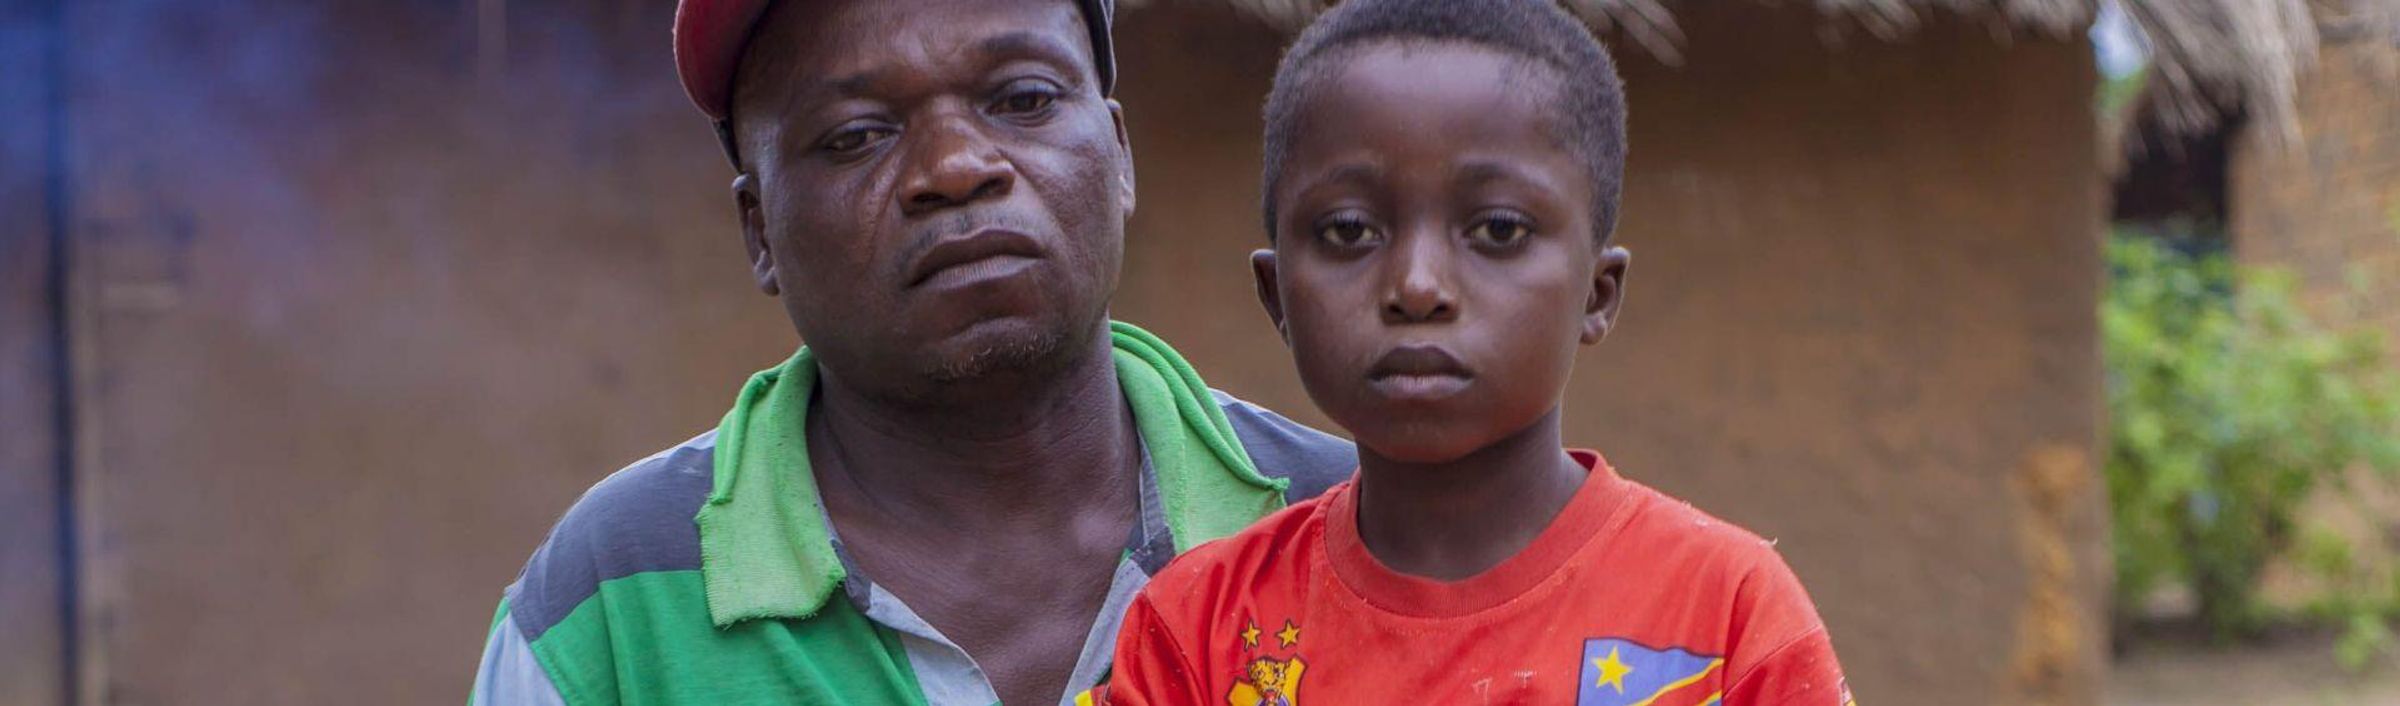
[1366,344,1474,400]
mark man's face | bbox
[731,0,1133,400]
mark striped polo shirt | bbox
[469,390,1352,706]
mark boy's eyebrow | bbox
[1454,160,1543,187]
[1284,162,1386,206]
[1307,162,1386,189]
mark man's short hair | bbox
[1261,0,1628,243]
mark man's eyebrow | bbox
[773,65,891,115]
[971,31,1083,72]
[790,31,1079,107]
[828,68,891,97]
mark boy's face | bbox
[1256,42,1629,464]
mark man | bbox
[466,1,1351,704]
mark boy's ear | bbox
[1250,249,1290,344]
[734,172,778,296]
[1106,99,1136,217]
[1580,244,1631,344]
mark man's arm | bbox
[468,601,568,706]
[466,433,717,706]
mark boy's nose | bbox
[1381,232,1458,324]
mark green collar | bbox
[695,321,1288,627]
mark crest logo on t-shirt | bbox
[1227,618,1306,706]
[1576,637,1723,706]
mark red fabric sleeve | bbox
[1722,551,1853,705]
[1723,628,1850,705]
[1100,593,1209,706]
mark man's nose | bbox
[898,110,1014,216]
[1381,228,1459,324]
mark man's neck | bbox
[1352,409,1587,581]
[808,329,1139,535]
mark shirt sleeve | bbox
[469,601,570,706]
[1722,628,1851,705]
[1722,552,1853,706]
[1099,593,1211,706]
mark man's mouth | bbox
[1366,344,1474,400]
[906,228,1045,289]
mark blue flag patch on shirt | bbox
[1576,637,1724,706]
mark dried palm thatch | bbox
[1126,0,2400,142]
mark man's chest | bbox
[842,531,1134,705]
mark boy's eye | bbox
[1314,218,1382,248]
[1466,215,1534,247]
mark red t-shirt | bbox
[1101,450,1852,706]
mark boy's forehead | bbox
[1290,42,1568,161]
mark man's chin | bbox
[922,319,1072,384]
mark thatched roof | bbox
[1129,0,2400,143]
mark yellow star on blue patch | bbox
[1592,646,1632,693]
[1577,638,1723,706]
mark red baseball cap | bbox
[673,0,1119,124]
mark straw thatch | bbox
[1129,0,2400,142]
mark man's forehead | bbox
[767,0,1092,86]
[678,0,1113,125]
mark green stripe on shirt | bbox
[528,570,927,706]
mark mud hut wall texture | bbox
[53,2,795,703]
[1,1,68,702]
[44,0,2102,704]
[2231,33,2400,335]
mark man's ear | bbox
[1106,98,1136,217]
[1250,249,1289,344]
[733,172,778,296]
[1581,244,1631,344]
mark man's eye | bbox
[820,126,891,155]
[994,82,1060,116]
[1314,219,1381,248]
[1466,216,1534,247]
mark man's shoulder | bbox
[1210,390,1353,503]
[1143,481,1343,613]
[503,431,717,642]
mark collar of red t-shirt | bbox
[1324,448,1641,617]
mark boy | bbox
[1096,0,1852,704]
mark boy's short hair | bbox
[1261,0,1628,243]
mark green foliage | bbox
[2098,70,2147,123]
[2102,233,2400,649]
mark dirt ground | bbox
[2108,634,2400,705]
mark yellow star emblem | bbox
[1275,620,1301,648]
[1593,646,1633,693]
[1240,621,1261,649]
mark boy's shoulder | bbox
[1603,476,1827,637]
[1609,478,1790,572]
